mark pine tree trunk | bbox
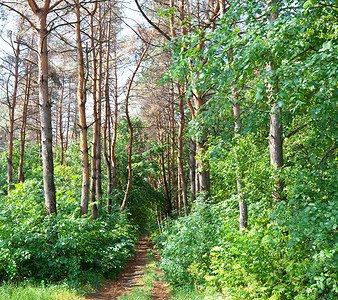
[7,37,20,192]
[31,6,58,215]
[65,101,70,153]
[177,84,188,215]
[170,88,178,212]
[89,4,98,219]
[95,3,103,204]
[18,61,31,183]
[102,15,113,214]
[111,43,118,191]
[75,0,90,217]
[59,78,65,165]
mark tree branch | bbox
[27,0,39,14]
[134,0,171,41]
[1,2,37,31]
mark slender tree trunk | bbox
[177,84,188,215]
[59,78,65,165]
[120,45,149,211]
[65,101,71,152]
[72,102,78,142]
[75,0,90,217]
[177,171,182,216]
[34,6,57,215]
[190,138,196,202]
[111,43,118,190]
[161,144,172,216]
[229,46,248,231]
[89,3,99,219]
[267,0,284,200]
[103,14,113,214]
[170,87,178,212]
[232,101,248,230]
[18,61,31,183]
[7,35,20,192]
[96,3,103,204]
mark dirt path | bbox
[87,234,170,300]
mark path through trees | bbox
[87,234,170,300]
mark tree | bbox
[266,0,284,200]
[75,0,90,217]
[6,21,22,191]
[27,0,66,215]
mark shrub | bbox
[0,180,137,285]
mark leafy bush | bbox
[156,179,337,299]
[0,179,137,285]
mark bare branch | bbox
[0,2,37,31]
[134,0,171,41]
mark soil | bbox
[86,234,170,300]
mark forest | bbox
[0,0,337,299]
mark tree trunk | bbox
[111,42,118,191]
[89,3,99,219]
[190,138,196,202]
[96,2,103,204]
[7,35,20,192]
[120,45,149,211]
[232,101,248,231]
[65,101,71,153]
[59,78,65,165]
[267,0,284,200]
[75,0,90,217]
[18,61,31,183]
[161,146,172,217]
[103,14,113,214]
[35,7,57,215]
[177,84,188,215]
[170,86,178,212]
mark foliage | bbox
[156,1,337,299]
[0,179,137,285]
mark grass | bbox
[0,282,85,300]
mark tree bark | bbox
[267,0,284,200]
[96,2,103,204]
[65,101,71,153]
[111,42,118,191]
[89,3,99,219]
[59,77,65,165]
[7,32,21,192]
[18,60,31,183]
[75,0,90,217]
[232,101,248,231]
[190,138,196,202]
[169,86,178,212]
[103,13,113,214]
[31,2,57,215]
[177,84,188,215]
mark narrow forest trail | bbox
[87,234,170,300]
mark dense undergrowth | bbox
[0,178,137,285]
[0,141,144,295]
[153,137,337,299]
[155,189,337,299]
